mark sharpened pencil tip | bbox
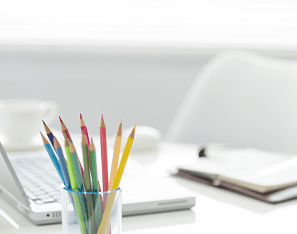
[80,113,82,119]
[42,120,46,125]
[59,116,63,123]
[129,125,136,139]
[40,131,43,135]
[100,115,105,127]
[117,120,123,137]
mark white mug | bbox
[0,99,58,146]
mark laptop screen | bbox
[0,143,30,206]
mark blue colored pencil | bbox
[42,120,55,147]
[40,132,66,186]
[53,136,71,189]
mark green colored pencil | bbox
[82,134,92,192]
[90,138,101,229]
[90,138,99,192]
[69,141,90,234]
[65,139,77,191]
[82,134,96,234]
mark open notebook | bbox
[176,147,297,203]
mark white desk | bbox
[1,142,297,234]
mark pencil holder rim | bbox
[62,187,121,195]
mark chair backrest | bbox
[166,50,297,154]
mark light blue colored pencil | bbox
[53,136,71,189]
[40,132,66,186]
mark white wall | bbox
[0,47,211,137]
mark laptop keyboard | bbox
[11,155,62,205]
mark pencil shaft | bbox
[72,193,87,234]
[112,138,134,190]
[65,146,77,190]
[90,150,99,192]
[82,144,92,191]
[70,150,85,191]
[65,146,89,234]
[109,136,122,191]
[55,147,71,189]
[44,144,65,186]
[100,126,108,192]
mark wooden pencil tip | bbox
[100,115,105,127]
[117,120,123,137]
[40,132,49,144]
[90,138,95,150]
[53,136,58,148]
[65,137,70,147]
[129,125,136,139]
[80,114,86,127]
[82,133,88,144]
[69,142,75,152]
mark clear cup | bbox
[62,187,122,234]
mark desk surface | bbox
[1,142,297,234]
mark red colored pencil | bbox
[100,115,108,192]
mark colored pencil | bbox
[100,115,108,192]
[53,136,71,189]
[82,134,92,192]
[90,138,102,229]
[82,135,95,234]
[59,116,72,141]
[40,132,65,186]
[97,125,136,234]
[90,138,99,192]
[42,120,54,147]
[80,113,90,145]
[71,193,87,234]
[112,124,136,190]
[59,116,84,179]
[69,142,85,192]
[43,121,68,171]
[65,138,77,190]
[108,119,122,191]
[64,139,87,234]
[69,141,90,234]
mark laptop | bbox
[0,143,195,225]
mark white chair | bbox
[166,50,297,154]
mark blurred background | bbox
[1,0,297,136]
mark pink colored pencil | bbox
[59,116,72,140]
[100,115,109,192]
[80,113,90,145]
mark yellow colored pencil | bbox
[108,119,122,191]
[97,125,136,234]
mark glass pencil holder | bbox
[62,187,122,234]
